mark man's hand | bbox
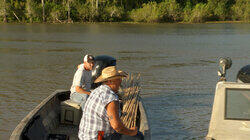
[129,126,138,136]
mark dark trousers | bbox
[104,132,144,140]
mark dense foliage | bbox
[0,0,249,23]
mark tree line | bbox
[0,0,249,23]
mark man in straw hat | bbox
[70,54,95,111]
[78,66,143,140]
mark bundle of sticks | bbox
[120,73,141,128]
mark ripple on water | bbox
[1,23,249,139]
[143,92,213,139]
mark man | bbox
[70,54,95,111]
[78,66,143,140]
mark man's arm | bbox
[106,101,137,136]
[74,65,90,95]
[75,86,90,95]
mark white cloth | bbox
[70,63,92,93]
[78,84,119,140]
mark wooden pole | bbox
[67,0,71,23]
[91,0,94,9]
[41,0,45,22]
[122,88,138,121]
[13,12,20,22]
[3,0,7,22]
[90,0,94,21]
[120,73,141,128]
[96,0,98,11]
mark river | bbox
[0,23,249,139]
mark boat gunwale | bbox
[138,99,151,139]
[10,90,150,140]
[10,90,68,140]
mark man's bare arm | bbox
[106,101,137,136]
[75,86,90,95]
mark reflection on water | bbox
[0,23,249,139]
[152,60,216,68]
[0,38,87,44]
[0,47,83,54]
[118,50,146,54]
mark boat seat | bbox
[60,99,82,125]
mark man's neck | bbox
[104,83,118,93]
[83,63,90,71]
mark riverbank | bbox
[0,20,249,25]
[0,0,249,24]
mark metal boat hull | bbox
[10,90,150,140]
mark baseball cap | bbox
[84,54,95,63]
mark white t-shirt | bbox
[70,64,92,93]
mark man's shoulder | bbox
[91,85,118,104]
[74,64,85,73]
[78,63,84,70]
[92,85,115,96]
[93,85,107,93]
[97,85,112,92]
[101,85,118,99]
[75,64,91,75]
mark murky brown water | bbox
[0,23,249,139]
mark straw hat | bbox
[94,66,127,83]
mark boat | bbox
[10,55,151,140]
[206,58,250,140]
[10,90,150,140]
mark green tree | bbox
[99,3,125,22]
[207,0,235,20]
[129,2,160,23]
[176,0,207,8]
[9,0,26,22]
[129,0,181,23]
[183,0,193,22]
[46,2,67,22]
[159,0,181,22]
[0,0,249,23]
[66,0,73,22]
[26,0,38,22]
[0,0,8,22]
[190,3,208,22]
[231,0,249,21]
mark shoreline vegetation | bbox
[0,0,249,24]
[0,20,249,25]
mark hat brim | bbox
[94,71,127,83]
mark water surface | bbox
[0,23,249,139]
